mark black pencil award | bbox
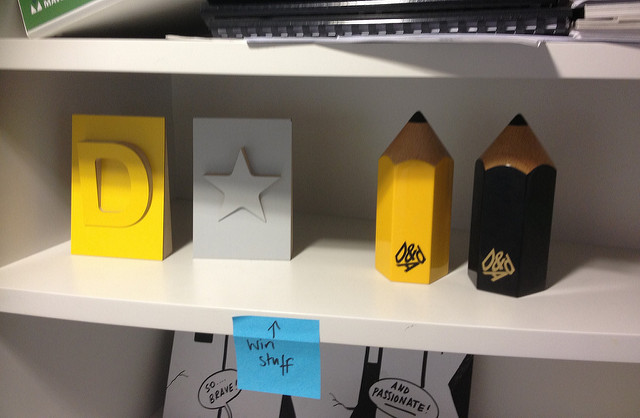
[468,114,556,297]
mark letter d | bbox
[77,140,152,227]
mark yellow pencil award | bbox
[375,112,454,284]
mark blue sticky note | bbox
[232,316,321,399]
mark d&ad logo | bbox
[395,241,426,272]
[481,248,516,282]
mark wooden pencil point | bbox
[480,116,554,174]
[382,112,451,166]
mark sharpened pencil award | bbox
[468,114,556,297]
[375,111,454,284]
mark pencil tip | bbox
[509,114,528,126]
[409,111,427,123]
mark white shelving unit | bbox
[2,37,640,78]
[2,4,640,413]
[1,36,639,362]
[1,213,639,363]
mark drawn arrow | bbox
[268,320,281,338]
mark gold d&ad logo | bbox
[481,248,515,282]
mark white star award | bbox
[204,148,280,223]
[192,117,291,260]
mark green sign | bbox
[18,0,95,31]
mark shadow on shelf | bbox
[292,214,374,259]
[293,215,471,281]
[171,199,193,254]
[449,229,470,272]
[248,40,561,78]
[327,41,559,78]
[545,239,640,292]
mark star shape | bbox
[204,148,280,222]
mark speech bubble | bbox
[198,369,241,415]
[369,378,439,418]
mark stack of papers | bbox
[573,1,640,41]
[202,0,574,39]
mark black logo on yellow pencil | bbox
[481,248,515,282]
[395,241,426,272]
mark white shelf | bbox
[2,37,640,78]
[1,214,639,363]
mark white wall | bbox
[471,355,640,417]
[0,1,26,38]
[3,72,638,266]
[0,71,172,266]
[171,75,640,250]
[0,313,172,417]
